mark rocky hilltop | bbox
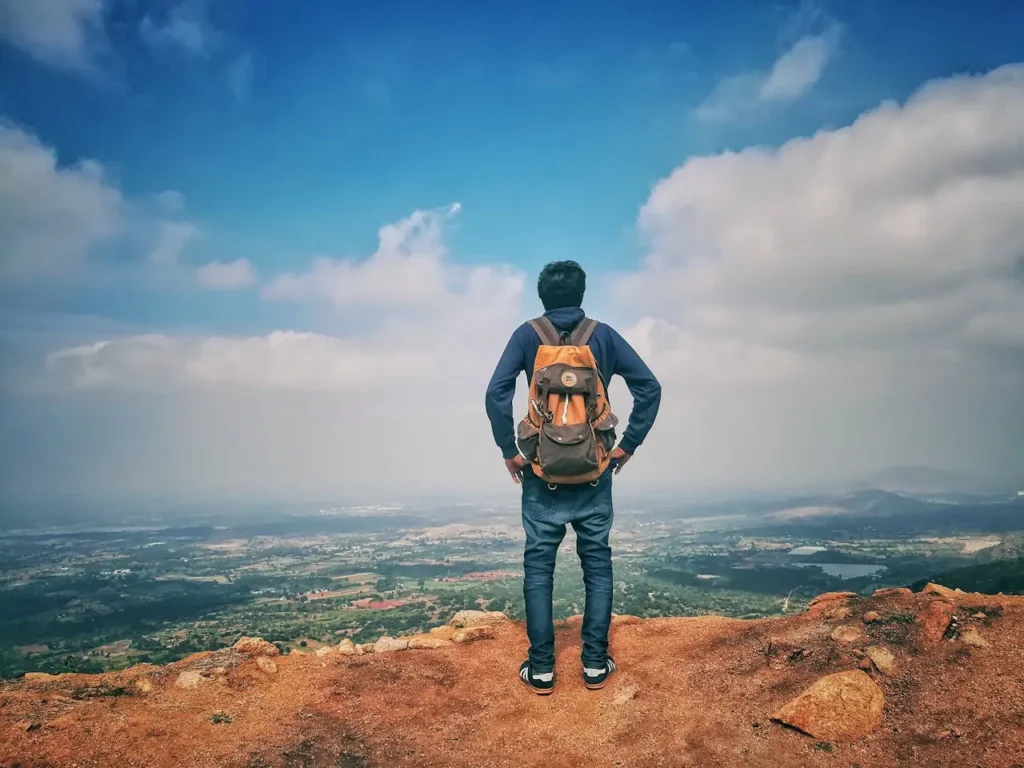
[2,585,1022,768]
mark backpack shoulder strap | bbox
[570,317,598,347]
[527,316,561,346]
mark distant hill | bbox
[910,558,1024,595]
[754,490,1024,537]
[771,489,940,521]
[854,465,979,495]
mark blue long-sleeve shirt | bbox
[485,306,662,460]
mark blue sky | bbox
[1,0,1023,501]
[2,0,1023,331]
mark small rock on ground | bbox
[449,610,509,629]
[873,587,913,598]
[831,624,864,644]
[256,657,277,674]
[408,634,454,650]
[918,601,955,646]
[959,627,990,648]
[233,637,280,657]
[922,583,957,600]
[772,670,885,741]
[175,670,205,689]
[453,626,495,644]
[374,637,409,653]
[808,592,858,607]
[864,646,897,676]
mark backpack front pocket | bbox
[516,418,540,461]
[538,423,598,477]
[594,412,619,453]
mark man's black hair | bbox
[537,260,586,311]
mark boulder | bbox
[356,643,375,655]
[808,591,859,607]
[453,626,495,644]
[256,657,278,674]
[864,646,897,676]
[373,636,409,653]
[960,627,989,648]
[23,672,58,683]
[233,636,280,657]
[134,677,154,694]
[830,625,865,644]
[862,611,881,624]
[315,646,335,657]
[807,592,858,618]
[872,587,912,598]
[449,610,509,629]
[336,638,358,656]
[823,606,852,621]
[175,670,205,689]
[921,582,957,600]
[771,670,885,741]
[918,600,955,645]
[408,634,453,650]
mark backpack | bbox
[515,316,619,485]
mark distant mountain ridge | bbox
[853,465,984,495]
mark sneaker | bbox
[519,660,554,695]
[582,657,616,690]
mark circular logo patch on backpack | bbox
[561,371,578,388]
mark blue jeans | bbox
[521,468,614,672]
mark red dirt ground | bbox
[2,589,1022,768]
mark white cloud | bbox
[696,27,839,122]
[0,120,122,284]
[0,121,208,290]
[759,34,833,102]
[196,258,255,289]
[620,63,1024,488]
[47,203,523,393]
[0,0,104,69]
[225,54,253,102]
[140,0,215,57]
[262,203,467,308]
[45,331,433,391]
[148,220,199,266]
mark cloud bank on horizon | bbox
[0,1,1022,501]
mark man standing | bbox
[485,260,661,694]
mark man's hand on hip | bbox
[610,447,632,474]
[505,455,529,484]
